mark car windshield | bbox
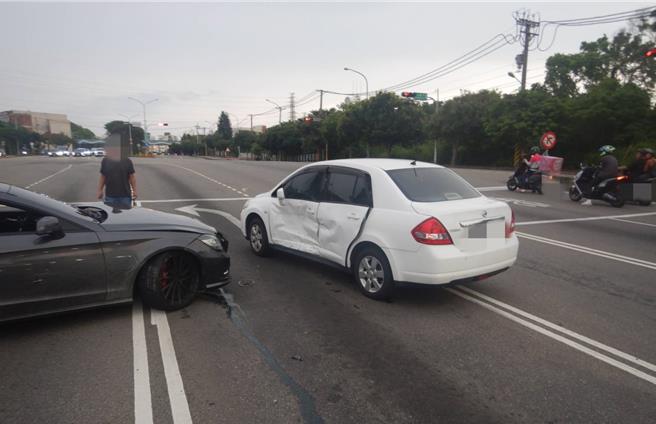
[6,185,97,222]
[387,167,481,202]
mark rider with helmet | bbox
[595,145,619,185]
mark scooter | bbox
[507,171,543,194]
[568,165,628,207]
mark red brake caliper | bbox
[160,261,170,289]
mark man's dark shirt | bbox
[627,158,645,177]
[597,155,618,181]
[100,158,135,197]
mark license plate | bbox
[468,222,487,238]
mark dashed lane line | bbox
[610,218,656,228]
[164,164,250,197]
[139,197,251,204]
[25,164,72,189]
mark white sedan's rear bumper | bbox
[390,236,519,285]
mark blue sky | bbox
[0,2,645,138]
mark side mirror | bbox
[36,216,63,237]
[276,187,285,202]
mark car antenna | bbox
[410,160,416,165]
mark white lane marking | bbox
[516,231,656,270]
[151,310,193,424]
[457,286,656,373]
[137,197,251,204]
[25,164,72,188]
[175,204,242,228]
[165,163,250,197]
[476,186,507,192]
[446,288,656,386]
[491,196,550,208]
[132,301,154,424]
[610,218,656,228]
[516,212,656,226]
[135,200,143,207]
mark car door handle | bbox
[306,207,315,213]
[347,214,361,220]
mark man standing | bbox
[97,141,137,209]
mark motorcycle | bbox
[507,170,543,194]
[568,165,628,207]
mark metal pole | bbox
[128,97,158,147]
[344,67,368,99]
[318,89,324,111]
[250,115,253,131]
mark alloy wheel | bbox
[358,256,385,293]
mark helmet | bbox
[598,145,616,156]
[529,146,540,154]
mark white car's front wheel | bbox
[248,216,271,257]
[353,247,394,300]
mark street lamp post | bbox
[128,97,158,152]
[344,67,369,99]
[265,99,283,124]
[508,72,522,85]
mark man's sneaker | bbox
[581,199,592,206]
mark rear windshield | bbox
[386,168,481,202]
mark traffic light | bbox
[400,92,428,101]
[646,48,656,57]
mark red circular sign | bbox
[540,131,557,150]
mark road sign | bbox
[540,131,557,150]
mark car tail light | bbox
[616,175,628,182]
[411,217,452,245]
[505,209,516,238]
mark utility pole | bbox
[289,92,296,121]
[194,124,201,155]
[515,11,540,91]
[249,114,253,131]
[317,89,324,111]
[433,88,439,164]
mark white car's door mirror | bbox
[276,187,285,202]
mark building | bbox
[0,110,71,137]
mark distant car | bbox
[0,149,5,158]
[73,148,92,157]
[0,183,231,322]
[20,150,29,156]
[91,148,105,157]
[241,159,518,299]
[52,147,70,157]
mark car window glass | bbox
[283,171,322,201]
[0,203,43,234]
[387,168,481,202]
[352,175,373,207]
[323,171,360,204]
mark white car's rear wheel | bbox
[353,247,394,300]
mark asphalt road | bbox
[0,155,654,424]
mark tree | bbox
[104,120,145,153]
[484,87,563,165]
[431,90,501,166]
[71,122,96,140]
[339,92,425,157]
[48,133,75,146]
[0,121,42,154]
[217,112,232,140]
[545,13,656,96]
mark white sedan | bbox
[240,159,518,299]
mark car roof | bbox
[311,158,444,172]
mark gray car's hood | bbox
[77,202,215,234]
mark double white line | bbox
[447,286,656,386]
[517,231,656,271]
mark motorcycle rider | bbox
[581,145,619,206]
[526,146,543,194]
[643,148,656,179]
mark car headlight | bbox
[199,234,222,250]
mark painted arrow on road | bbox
[175,204,241,228]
